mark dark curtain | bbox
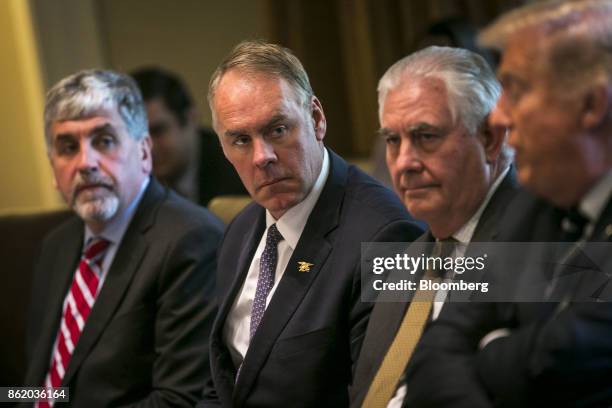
[265,0,524,157]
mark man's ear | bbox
[141,135,153,173]
[311,96,327,142]
[478,118,505,163]
[581,82,610,130]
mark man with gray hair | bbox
[350,46,518,408]
[199,40,422,407]
[23,69,223,407]
[403,1,612,406]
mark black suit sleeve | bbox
[477,303,612,406]
[121,225,221,408]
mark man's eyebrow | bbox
[54,133,76,144]
[377,128,397,138]
[376,123,440,138]
[223,113,289,138]
[259,113,288,133]
[224,129,248,138]
[55,123,116,140]
[90,123,116,136]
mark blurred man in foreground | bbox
[406,1,612,406]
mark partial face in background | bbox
[490,29,588,206]
[212,71,326,219]
[145,97,196,183]
[49,107,152,230]
[382,77,492,237]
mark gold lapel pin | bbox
[298,261,314,272]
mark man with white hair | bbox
[404,1,612,406]
[350,46,517,408]
[23,69,223,407]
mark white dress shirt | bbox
[224,149,330,368]
[388,166,510,408]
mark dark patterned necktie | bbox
[250,224,284,339]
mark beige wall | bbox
[99,0,268,126]
[0,0,62,213]
[0,0,267,213]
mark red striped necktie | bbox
[36,237,110,408]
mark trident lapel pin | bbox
[298,261,314,272]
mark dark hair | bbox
[130,67,193,126]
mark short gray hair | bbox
[208,40,313,116]
[44,69,148,146]
[479,0,612,95]
[378,46,501,135]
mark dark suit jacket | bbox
[404,189,612,408]
[23,177,224,407]
[200,149,423,408]
[350,169,520,408]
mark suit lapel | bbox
[233,150,346,406]
[470,168,519,243]
[213,206,266,344]
[29,220,82,384]
[62,178,163,385]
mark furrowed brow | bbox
[377,128,397,138]
[259,113,288,134]
[90,123,116,136]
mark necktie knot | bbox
[266,224,284,247]
[83,237,111,263]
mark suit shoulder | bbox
[343,166,411,222]
[41,214,81,248]
[153,191,225,235]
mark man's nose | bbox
[252,138,277,168]
[391,138,424,174]
[76,143,99,173]
[489,96,512,139]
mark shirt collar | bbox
[452,165,510,245]
[265,148,329,250]
[84,176,150,246]
[578,170,612,224]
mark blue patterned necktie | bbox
[250,224,284,339]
